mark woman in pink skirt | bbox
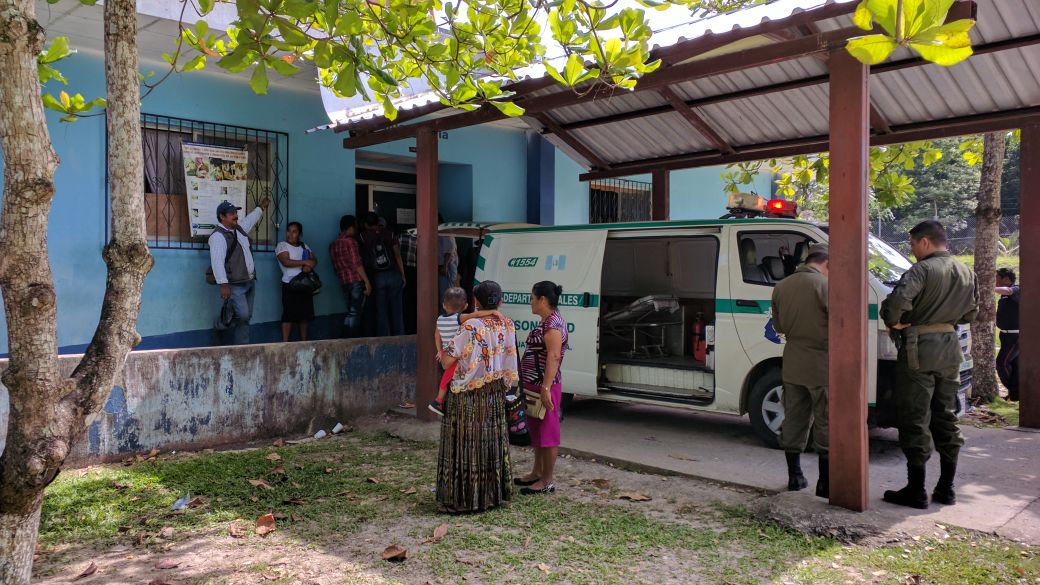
[515,281,568,495]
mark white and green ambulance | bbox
[462,197,972,447]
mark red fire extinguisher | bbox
[692,312,707,362]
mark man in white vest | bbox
[209,197,270,344]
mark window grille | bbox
[589,178,652,224]
[106,113,289,251]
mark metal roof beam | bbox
[342,1,977,149]
[532,113,610,170]
[554,31,1037,135]
[578,106,1040,181]
[657,87,735,154]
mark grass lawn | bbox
[36,430,1039,584]
[952,254,1019,272]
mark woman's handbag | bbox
[523,389,547,420]
[288,270,322,294]
[505,386,531,447]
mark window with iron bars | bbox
[106,113,289,252]
[589,178,652,224]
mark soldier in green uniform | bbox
[881,221,978,509]
[771,244,830,498]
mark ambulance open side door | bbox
[476,228,608,395]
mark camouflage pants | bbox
[780,383,828,455]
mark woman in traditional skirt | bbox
[436,280,519,513]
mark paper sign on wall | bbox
[182,143,248,237]
[397,208,416,225]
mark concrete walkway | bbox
[560,399,1040,544]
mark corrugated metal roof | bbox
[534,0,1040,171]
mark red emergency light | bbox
[766,198,798,218]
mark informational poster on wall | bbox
[182,142,249,237]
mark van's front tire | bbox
[748,369,784,449]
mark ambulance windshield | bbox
[868,235,912,285]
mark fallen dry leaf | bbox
[248,479,274,490]
[147,580,174,585]
[187,497,205,509]
[73,561,98,581]
[291,513,302,522]
[256,513,276,537]
[618,491,652,502]
[401,487,418,495]
[668,453,697,462]
[249,495,259,502]
[272,438,285,448]
[382,544,407,562]
[273,512,288,520]
[265,452,282,462]
[111,481,131,490]
[588,478,611,489]
[366,477,380,484]
[229,524,247,538]
[158,526,174,539]
[147,448,160,459]
[271,466,286,476]
[155,559,180,570]
[905,576,921,585]
[293,463,305,470]
[454,552,479,565]
[284,497,307,505]
[432,524,449,542]
[537,563,552,574]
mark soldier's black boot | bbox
[786,452,808,491]
[815,456,829,499]
[883,463,928,509]
[932,459,957,505]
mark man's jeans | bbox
[342,281,366,337]
[216,280,255,345]
[372,270,405,336]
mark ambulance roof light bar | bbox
[721,192,798,219]
[766,198,798,218]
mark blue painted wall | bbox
[552,158,774,225]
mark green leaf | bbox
[335,12,363,35]
[862,0,898,37]
[562,53,585,86]
[198,0,215,13]
[59,90,71,108]
[543,60,566,85]
[91,97,107,108]
[181,54,207,72]
[41,93,66,113]
[250,62,269,95]
[282,0,317,19]
[332,66,357,97]
[217,45,255,73]
[489,100,525,117]
[908,40,972,66]
[275,17,312,46]
[845,34,897,65]
[852,1,873,31]
[269,56,301,76]
[40,36,71,64]
[195,19,210,40]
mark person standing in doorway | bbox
[275,221,318,342]
[437,214,458,306]
[995,267,1020,402]
[359,212,406,336]
[770,243,830,498]
[881,220,979,509]
[209,197,270,345]
[330,215,371,338]
[515,281,568,495]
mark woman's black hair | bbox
[474,280,503,309]
[532,281,563,309]
[287,221,303,234]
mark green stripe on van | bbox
[476,256,486,270]
[501,291,599,308]
[483,235,493,248]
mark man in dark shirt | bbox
[995,268,1020,401]
[359,212,406,336]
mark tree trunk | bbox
[0,1,65,580]
[0,0,152,581]
[970,132,1007,404]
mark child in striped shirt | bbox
[430,288,469,416]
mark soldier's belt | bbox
[900,323,956,370]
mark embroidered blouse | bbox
[444,317,519,393]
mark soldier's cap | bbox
[216,200,241,217]
[807,243,829,257]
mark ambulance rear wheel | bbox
[748,369,784,449]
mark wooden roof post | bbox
[652,170,670,221]
[827,49,870,511]
[1019,122,1040,429]
[416,128,440,421]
